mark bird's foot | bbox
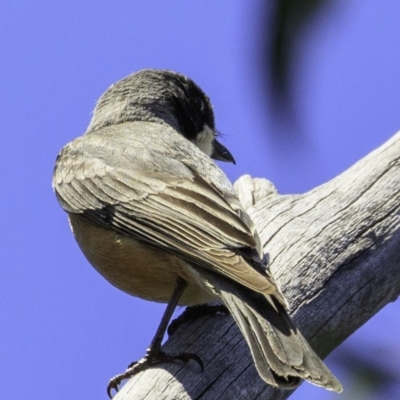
[168,304,229,337]
[107,347,204,398]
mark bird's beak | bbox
[212,139,236,164]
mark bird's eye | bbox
[195,97,205,113]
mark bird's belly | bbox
[68,214,214,305]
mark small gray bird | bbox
[53,69,342,397]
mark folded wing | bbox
[53,122,284,302]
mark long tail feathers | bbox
[202,271,342,392]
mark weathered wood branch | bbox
[114,132,400,399]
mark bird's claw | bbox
[106,350,204,398]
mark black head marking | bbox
[164,72,215,141]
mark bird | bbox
[52,69,342,397]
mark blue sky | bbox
[2,1,400,399]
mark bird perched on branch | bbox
[53,69,342,397]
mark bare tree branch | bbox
[114,132,400,400]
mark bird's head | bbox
[87,69,235,164]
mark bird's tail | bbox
[201,270,342,392]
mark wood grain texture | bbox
[113,131,400,400]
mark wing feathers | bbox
[53,127,284,300]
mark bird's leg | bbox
[168,304,229,337]
[107,277,203,398]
